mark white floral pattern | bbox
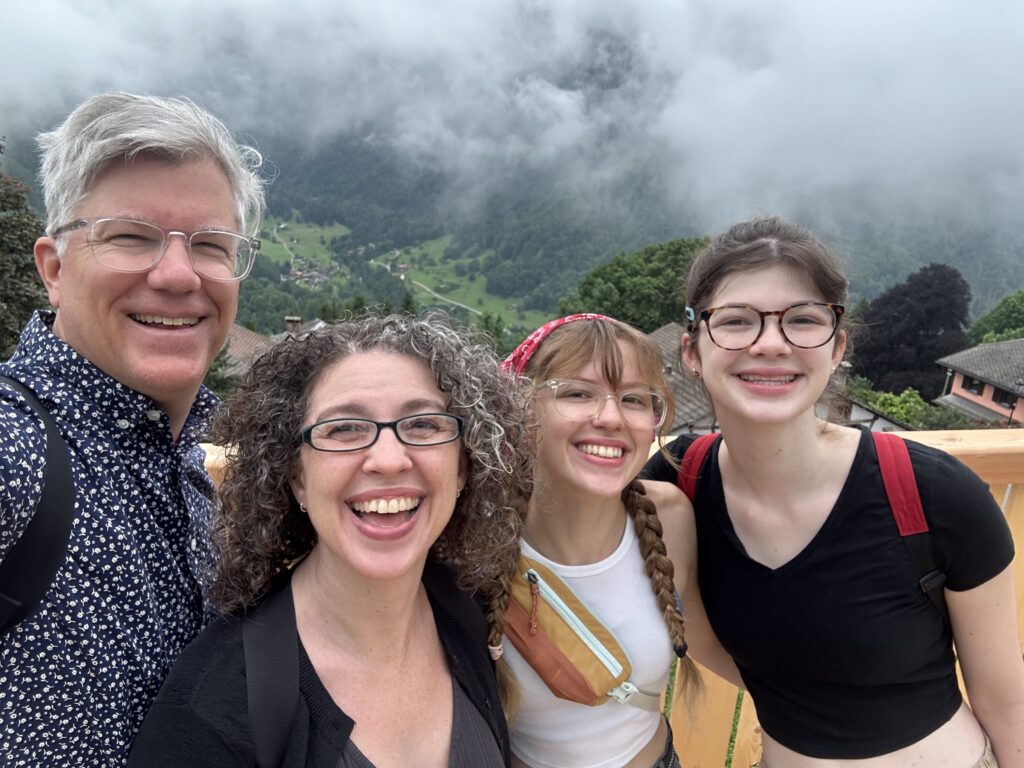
[0,311,218,767]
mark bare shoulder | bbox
[641,479,690,515]
[640,479,695,560]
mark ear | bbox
[831,329,848,369]
[289,460,307,510]
[34,236,62,308]
[680,332,701,377]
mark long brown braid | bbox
[624,479,702,705]
[484,565,523,718]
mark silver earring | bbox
[692,368,701,379]
[299,503,308,514]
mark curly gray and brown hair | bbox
[209,312,533,650]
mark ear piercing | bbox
[692,369,701,379]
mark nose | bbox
[749,316,792,356]
[362,425,414,474]
[591,394,625,428]
[146,232,203,292]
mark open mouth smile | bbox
[348,496,424,530]
[577,443,624,459]
[350,496,422,515]
[737,373,798,385]
[131,314,200,327]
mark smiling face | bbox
[683,263,846,428]
[289,350,467,583]
[534,341,656,501]
[34,154,240,431]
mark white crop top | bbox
[505,522,673,768]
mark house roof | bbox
[934,393,1008,424]
[936,338,1024,392]
[223,324,273,378]
[647,322,716,433]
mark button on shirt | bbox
[0,311,218,767]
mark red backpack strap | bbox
[676,433,721,501]
[872,432,927,535]
[871,432,949,626]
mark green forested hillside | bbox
[5,128,1023,332]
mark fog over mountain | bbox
[3,0,1023,310]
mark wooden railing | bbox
[670,429,1024,767]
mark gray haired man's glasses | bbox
[51,216,260,282]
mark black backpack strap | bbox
[872,432,949,627]
[242,581,299,768]
[0,376,75,636]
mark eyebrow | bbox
[559,376,651,390]
[314,397,447,422]
[105,214,243,233]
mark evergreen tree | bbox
[853,264,971,400]
[346,294,368,315]
[202,347,239,400]
[1,142,48,357]
[400,291,417,315]
[475,311,513,357]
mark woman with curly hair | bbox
[498,314,702,768]
[130,312,533,768]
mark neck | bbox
[716,411,844,492]
[525,480,628,565]
[291,546,428,659]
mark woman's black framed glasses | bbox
[300,413,465,452]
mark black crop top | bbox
[643,428,1014,758]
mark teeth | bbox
[739,374,796,384]
[578,444,623,459]
[132,314,199,327]
[350,497,420,514]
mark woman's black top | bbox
[128,560,510,767]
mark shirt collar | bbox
[10,310,218,442]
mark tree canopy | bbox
[969,289,1024,343]
[846,375,979,430]
[852,263,971,401]
[1,142,47,356]
[559,236,707,333]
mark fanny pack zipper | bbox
[524,568,623,678]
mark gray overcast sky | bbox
[2,0,1023,234]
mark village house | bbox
[935,338,1024,426]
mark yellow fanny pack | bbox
[504,555,660,710]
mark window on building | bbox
[993,387,1017,409]
[961,374,985,395]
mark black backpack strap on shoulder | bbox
[242,581,299,768]
[872,432,949,627]
[0,376,75,636]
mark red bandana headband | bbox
[500,313,615,374]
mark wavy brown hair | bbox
[208,312,533,654]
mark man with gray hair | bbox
[0,92,266,766]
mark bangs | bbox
[526,320,666,389]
